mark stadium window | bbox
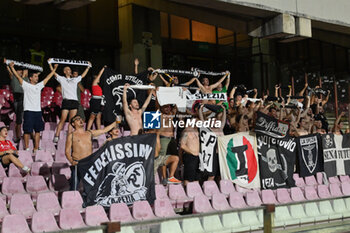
[236,34,251,48]
[191,20,216,44]
[170,15,190,40]
[160,12,169,38]
[218,28,234,45]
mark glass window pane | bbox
[170,15,190,40]
[192,20,216,44]
[218,28,234,45]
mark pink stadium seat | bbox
[0,198,9,221]
[2,214,31,233]
[0,164,7,184]
[168,184,192,209]
[203,180,220,197]
[186,181,204,199]
[339,175,350,183]
[2,177,26,196]
[294,176,306,187]
[155,184,169,200]
[36,192,61,216]
[9,193,35,218]
[219,179,236,196]
[35,150,53,166]
[61,191,84,210]
[341,182,350,195]
[305,176,318,186]
[31,162,51,178]
[318,184,331,199]
[229,191,248,208]
[31,211,60,233]
[261,189,278,204]
[132,200,156,220]
[276,188,292,204]
[59,208,86,230]
[18,150,34,167]
[26,175,48,193]
[329,183,343,197]
[305,186,319,200]
[246,190,262,207]
[316,172,325,184]
[154,199,177,217]
[212,193,231,211]
[55,151,70,164]
[8,163,25,180]
[235,185,253,193]
[193,194,213,213]
[290,187,306,202]
[85,205,109,226]
[52,162,71,180]
[49,174,70,192]
[329,176,341,184]
[109,203,134,222]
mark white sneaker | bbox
[53,136,59,143]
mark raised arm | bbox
[92,66,106,86]
[182,77,197,86]
[9,62,24,85]
[229,86,237,99]
[47,59,59,76]
[224,72,230,89]
[298,76,308,96]
[253,88,258,99]
[195,78,207,93]
[91,121,117,137]
[141,91,153,113]
[3,59,13,78]
[158,74,169,86]
[81,62,91,78]
[210,72,229,90]
[274,85,280,98]
[322,90,330,106]
[134,58,139,74]
[123,83,131,115]
[43,64,58,86]
[220,104,226,130]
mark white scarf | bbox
[5,59,43,72]
[48,58,92,67]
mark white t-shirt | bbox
[22,81,44,112]
[56,75,82,101]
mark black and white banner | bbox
[47,58,92,67]
[100,68,148,124]
[155,68,227,77]
[199,127,217,173]
[255,111,289,139]
[297,134,323,177]
[257,134,296,189]
[187,92,227,101]
[5,59,43,72]
[77,134,157,207]
[322,133,350,177]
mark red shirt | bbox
[0,140,16,152]
[92,85,103,96]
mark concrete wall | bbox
[223,0,350,27]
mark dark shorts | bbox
[23,111,44,133]
[166,138,178,155]
[13,93,24,124]
[183,153,200,182]
[61,99,79,110]
[89,98,102,114]
[0,153,19,168]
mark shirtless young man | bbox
[180,118,200,185]
[154,105,181,184]
[294,117,310,137]
[123,83,153,136]
[195,72,230,94]
[65,115,117,190]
